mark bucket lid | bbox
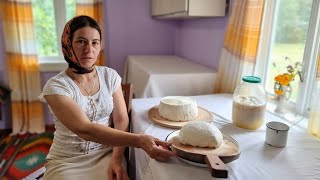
[242,76,261,83]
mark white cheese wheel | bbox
[158,96,198,121]
[179,121,223,148]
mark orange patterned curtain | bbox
[76,0,105,66]
[215,0,265,93]
[0,0,44,134]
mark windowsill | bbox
[39,61,68,72]
[266,99,307,128]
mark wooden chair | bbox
[119,83,134,177]
[121,83,133,115]
[23,83,133,180]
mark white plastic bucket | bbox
[265,121,289,147]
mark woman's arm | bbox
[108,85,129,179]
[111,85,129,159]
[45,93,175,161]
[45,94,139,147]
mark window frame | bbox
[256,0,320,116]
[297,0,320,115]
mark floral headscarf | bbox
[61,16,94,74]
[62,17,78,66]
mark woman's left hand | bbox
[108,157,129,180]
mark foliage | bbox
[32,0,58,56]
[275,0,313,43]
[66,0,76,21]
[31,0,75,57]
[273,57,302,96]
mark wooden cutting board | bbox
[170,136,240,162]
[167,130,240,178]
[148,106,213,129]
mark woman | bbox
[39,15,175,180]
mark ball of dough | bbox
[179,121,223,148]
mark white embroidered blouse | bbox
[39,66,121,160]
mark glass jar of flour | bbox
[232,76,267,130]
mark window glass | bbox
[265,0,313,102]
[32,0,76,59]
[66,0,76,21]
[32,0,58,57]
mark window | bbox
[264,0,312,102]
[32,0,75,66]
[257,0,320,115]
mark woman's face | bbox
[72,26,101,69]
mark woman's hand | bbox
[108,157,129,180]
[139,135,176,161]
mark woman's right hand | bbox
[139,134,176,161]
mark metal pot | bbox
[265,121,289,147]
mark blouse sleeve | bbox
[39,78,73,103]
[109,68,122,95]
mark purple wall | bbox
[105,0,178,77]
[105,0,230,75]
[175,17,229,71]
[0,16,5,87]
[0,14,12,129]
[40,72,58,125]
[0,0,231,128]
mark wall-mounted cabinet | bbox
[151,0,227,19]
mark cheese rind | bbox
[158,96,198,121]
[179,121,223,148]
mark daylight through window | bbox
[32,0,75,61]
